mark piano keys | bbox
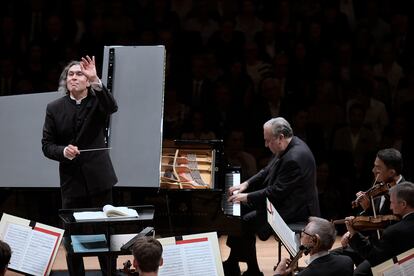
[222,168,241,217]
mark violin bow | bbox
[370,174,381,239]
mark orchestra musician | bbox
[274,217,353,276]
[223,117,320,276]
[356,148,404,215]
[0,240,11,276]
[345,181,414,276]
[331,148,404,266]
[132,237,163,276]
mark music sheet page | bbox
[372,249,414,276]
[0,213,64,276]
[266,199,298,256]
[4,223,31,269]
[20,228,59,275]
[158,232,224,276]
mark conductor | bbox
[41,56,118,275]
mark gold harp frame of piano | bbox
[160,148,216,189]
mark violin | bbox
[121,260,139,275]
[351,181,397,208]
[333,215,400,231]
[273,245,311,273]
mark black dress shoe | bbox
[223,260,241,276]
[241,270,264,276]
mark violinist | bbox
[345,181,414,276]
[356,148,404,216]
[131,237,163,276]
[274,217,353,276]
[331,148,404,266]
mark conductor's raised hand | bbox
[80,55,99,83]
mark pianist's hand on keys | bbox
[228,182,249,203]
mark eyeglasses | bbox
[301,229,313,238]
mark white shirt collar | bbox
[70,94,87,105]
[307,251,329,265]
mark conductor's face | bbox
[66,64,90,95]
[264,127,281,154]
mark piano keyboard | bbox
[222,171,241,217]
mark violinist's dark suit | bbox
[350,212,414,276]
[331,176,405,266]
[297,254,354,276]
[367,176,405,216]
[226,136,320,268]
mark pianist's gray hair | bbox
[264,117,293,138]
[306,216,337,251]
[57,60,81,95]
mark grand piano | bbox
[141,139,242,236]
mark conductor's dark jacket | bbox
[42,86,118,197]
[247,136,320,223]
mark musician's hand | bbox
[80,55,99,83]
[228,181,248,196]
[356,191,370,210]
[228,192,248,203]
[64,144,80,160]
[345,216,356,237]
[274,257,292,276]
[341,231,351,248]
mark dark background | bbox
[1,0,414,235]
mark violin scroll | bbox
[121,260,139,276]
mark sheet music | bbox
[158,232,224,276]
[372,248,414,276]
[159,238,217,276]
[0,213,64,276]
[383,265,404,276]
[4,224,31,269]
[266,198,298,256]
[22,228,59,275]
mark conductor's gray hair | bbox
[307,216,337,251]
[58,60,80,95]
[263,117,293,138]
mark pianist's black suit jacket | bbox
[247,136,320,223]
[349,212,414,267]
[42,86,118,198]
[297,254,354,276]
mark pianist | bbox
[224,117,320,276]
